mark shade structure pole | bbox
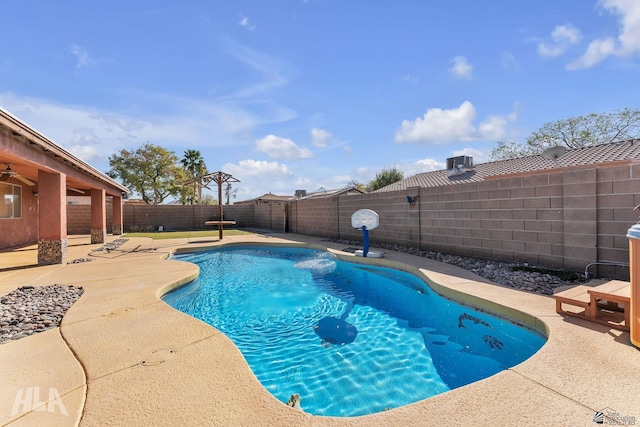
[218,178,223,240]
[200,171,240,240]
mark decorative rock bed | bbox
[92,238,129,252]
[1,239,129,343]
[0,285,84,344]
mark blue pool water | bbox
[163,246,546,417]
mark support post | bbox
[626,225,640,348]
[218,179,223,240]
[37,170,67,265]
[362,226,369,257]
[112,194,123,235]
[90,189,106,244]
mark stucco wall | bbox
[0,186,39,248]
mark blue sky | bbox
[1,1,639,201]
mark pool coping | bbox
[1,232,638,426]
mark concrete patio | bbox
[1,232,638,426]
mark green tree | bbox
[180,149,208,204]
[201,194,218,205]
[176,175,196,205]
[367,167,404,191]
[490,107,640,161]
[347,180,367,192]
[107,143,184,205]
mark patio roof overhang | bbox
[0,107,128,197]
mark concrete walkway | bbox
[1,232,638,426]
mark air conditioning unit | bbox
[446,156,473,170]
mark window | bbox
[0,183,22,219]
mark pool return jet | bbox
[351,209,384,258]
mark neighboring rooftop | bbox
[234,192,294,205]
[295,186,365,200]
[375,139,640,192]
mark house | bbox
[295,186,365,200]
[0,107,129,265]
[234,192,294,205]
[374,140,640,192]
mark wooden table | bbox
[204,221,237,226]
[204,221,237,240]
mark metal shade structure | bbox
[204,171,240,239]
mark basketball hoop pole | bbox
[362,226,369,257]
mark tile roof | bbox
[0,107,129,194]
[296,187,365,200]
[234,192,294,204]
[375,139,640,192]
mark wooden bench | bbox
[554,285,592,318]
[587,280,630,332]
[553,280,630,332]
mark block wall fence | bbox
[67,203,259,234]
[289,163,639,279]
[66,162,639,279]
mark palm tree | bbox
[181,149,208,204]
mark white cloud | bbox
[295,177,312,187]
[401,74,418,83]
[501,52,521,71]
[537,24,582,58]
[310,128,333,147]
[567,0,640,69]
[450,56,473,80]
[239,16,256,31]
[0,91,283,169]
[415,158,445,171]
[70,44,97,68]
[255,134,313,160]
[567,37,617,69]
[221,159,297,198]
[216,39,295,102]
[222,159,292,177]
[329,174,351,184]
[341,145,354,155]
[602,0,640,54]
[399,158,445,177]
[394,101,516,144]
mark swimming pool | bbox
[163,246,546,417]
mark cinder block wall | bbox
[121,204,256,231]
[254,203,287,231]
[65,162,638,279]
[288,163,639,278]
[68,204,256,233]
[67,202,114,234]
[123,204,214,231]
[289,198,339,238]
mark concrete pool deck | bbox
[1,232,638,426]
